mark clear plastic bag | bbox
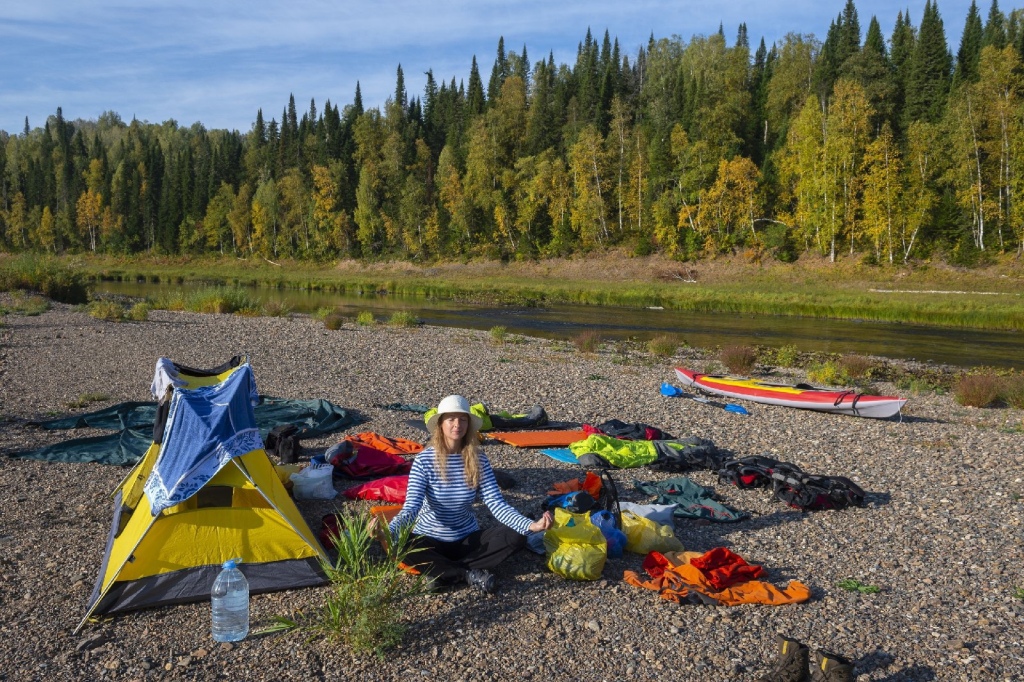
[290,463,336,500]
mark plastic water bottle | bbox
[211,559,249,642]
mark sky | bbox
[0,0,997,136]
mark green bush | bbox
[647,334,679,358]
[954,373,1001,408]
[127,302,151,321]
[387,311,419,328]
[356,310,376,326]
[1,291,51,316]
[773,344,800,368]
[572,330,602,354]
[807,360,851,387]
[1000,375,1024,409]
[323,313,346,330]
[720,345,757,374]
[183,287,262,315]
[88,300,125,322]
[265,510,427,656]
[0,254,89,304]
[489,325,508,344]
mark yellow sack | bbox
[543,508,607,581]
[621,510,684,554]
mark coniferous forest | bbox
[2,0,1024,266]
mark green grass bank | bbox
[4,252,1023,331]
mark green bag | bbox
[543,508,607,581]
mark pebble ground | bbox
[0,302,1021,681]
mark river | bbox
[92,281,1021,370]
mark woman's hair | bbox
[430,415,481,489]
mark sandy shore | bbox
[0,302,1021,681]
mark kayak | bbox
[674,367,907,419]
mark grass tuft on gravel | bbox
[263,510,426,657]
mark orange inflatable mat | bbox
[487,430,588,447]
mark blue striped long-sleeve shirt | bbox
[388,447,533,541]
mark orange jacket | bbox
[623,549,810,606]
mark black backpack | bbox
[772,473,866,511]
[265,424,301,464]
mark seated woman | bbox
[384,395,552,593]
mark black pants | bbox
[409,525,526,583]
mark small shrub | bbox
[387,311,419,328]
[840,354,874,380]
[323,313,346,330]
[262,300,292,317]
[647,335,679,358]
[1,291,51,316]
[572,330,602,354]
[720,345,758,374]
[127,302,151,321]
[356,311,376,326]
[999,374,1024,409]
[0,253,88,304]
[489,325,508,344]
[311,307,334,321]
[89,300,125,322]
[184,287,262,315]
[807,360,851,387]
[773,344,800,368]
[954,373,1001,408]
[264,510,426,656]
[1012,587,1024,600]
[837,578,880,594]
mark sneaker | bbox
[759,635,810,682]
[810,650,853,682]
[465,569,496,594]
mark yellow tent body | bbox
[78,358,328,631]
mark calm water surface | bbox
[94,281,1021,370]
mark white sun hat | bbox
[425,394,483,432]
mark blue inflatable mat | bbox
[541,448,579,464]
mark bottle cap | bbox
[222,557,242,569]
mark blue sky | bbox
[0,0,993,135]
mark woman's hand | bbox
[528,511,553,533]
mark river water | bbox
[93,281,1021,370]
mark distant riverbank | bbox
[5,251,1024,331]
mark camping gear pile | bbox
[18,356,874,632]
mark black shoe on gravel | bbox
[759,634,810,682]
[810,650,853,682]
[465,569,496,594]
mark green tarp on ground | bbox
[634,477,750,523]
[9,397,362,465]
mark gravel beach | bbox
[0,302,1022,682]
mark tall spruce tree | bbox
[982,0,1007,48]
[467,56,485,116]
[955,1,985,84]
[890,10,916,132]
[904,0,952,126]
[487,37,508,103]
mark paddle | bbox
[660,382,749,414]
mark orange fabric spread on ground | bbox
[487,430,588,447]
[623,549,810,606]
[345,432,424,455]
